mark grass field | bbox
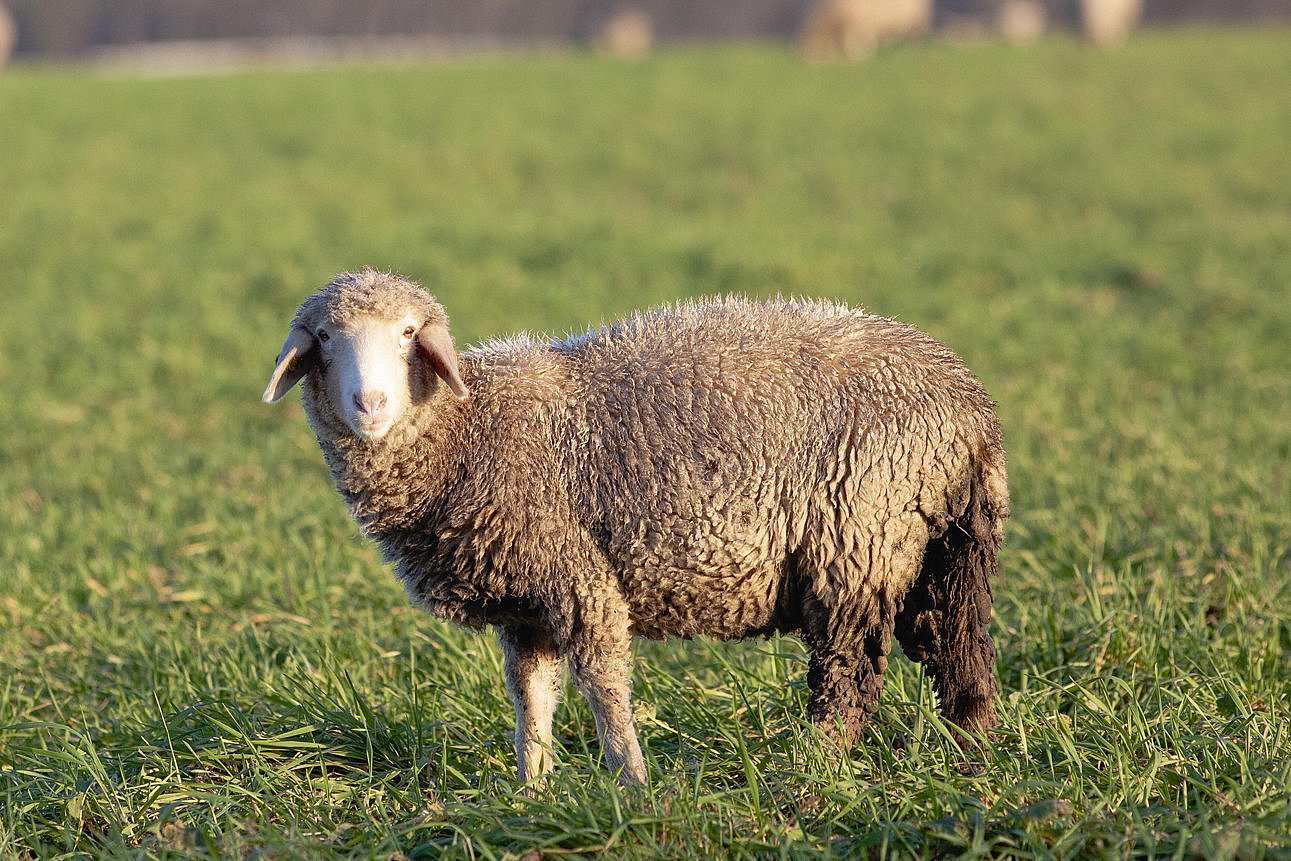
[2,28,1289,859]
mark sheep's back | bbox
[558,298,1001,639]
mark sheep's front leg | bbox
[562,600,647,785]
[498,625,563,788]
[568,646,647,784]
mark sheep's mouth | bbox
[350,415,395,442]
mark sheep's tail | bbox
[896,449,1009,737]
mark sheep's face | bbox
[263,271,469,443]
[314,312,428,441]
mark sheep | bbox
[1080,0,1142,47]
[998,0,1048,45]
[591,9,654,60]
[0,2,15,71]
[797,0,933,62]
[262,269,1009,786]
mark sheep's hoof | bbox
[945,694,998,749]
[810,712,871,753]
[615,763,649,788]
[516,777,549,798]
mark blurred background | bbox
[2,0,1291,857]
[3,0,1289,856]
[3,0,1291,67]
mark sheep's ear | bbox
[262,326,315,404]
[417,322,469,401]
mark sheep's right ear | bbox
[417,322,470,401]
[262,326,315,403]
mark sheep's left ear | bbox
[262,326,315,403]
[417,322,470,401]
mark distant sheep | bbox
[798,0,933,61]
[592,9,653,59]
[263,270,1009,786]
[0,2,16,70]
[998,0,1048,44]
[1080,0,1142,46]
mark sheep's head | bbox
[262,269,469,442]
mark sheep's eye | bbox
[402,326,416,338]
[317,329,330,343]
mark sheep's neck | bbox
[319,400,467,538]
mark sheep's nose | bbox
[353,391,388,417]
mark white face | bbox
[314,313,422,441]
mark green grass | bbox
[2,29,1289,859]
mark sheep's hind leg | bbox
[799,517,925,748]
[804,604,895,748]
[499,625,563,788]
[895,529,999,740]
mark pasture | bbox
[1,29,1289,859]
